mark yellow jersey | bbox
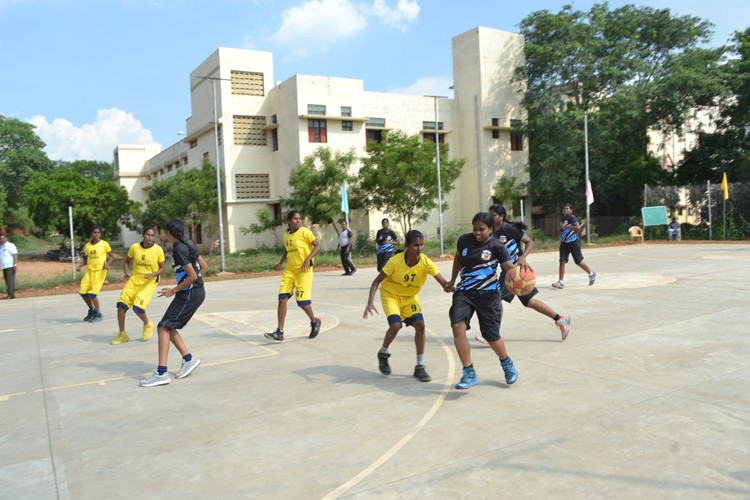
[83,240,111,271]
[128,242,165,278]
[284,227,316,269]
[380,253,439,297]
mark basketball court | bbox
[1,243,749,498]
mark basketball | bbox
[504,264,536,296]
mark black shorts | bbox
[501,286,538,307]
[559,240,584,264]
[376,249,395,272]
[159,286,205,330]
[449,290,503,342]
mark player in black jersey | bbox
[446,212,518,389]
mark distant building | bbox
[115,26,529,252]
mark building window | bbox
[308,119,327,143]
[203,152,209,162]
[235,173,271,199]
[308,104,326,115]
[422,120,443,130]
[341,106,352,117]
[366,117,386,127]
[342,120,353,131]
[233,115,268,146]
[271,128,279,151]
[366,129,383,144]
[492,118,500,139]
[510,119,523,151]
[231,70,264,96]
[189,139,197,149]
[423,132,445,144]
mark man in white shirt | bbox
[1,233,18,299]
[337,221,357,276]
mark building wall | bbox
[115,26,529,253]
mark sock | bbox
[379,346,388,354]
[417,354,424,365]
[553,314,561,322]
[183,353,192,362]
[157,365,167,375]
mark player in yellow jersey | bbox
[111,227,166,345]
[364,230,451,382]
[265,210,322,341]
[76,226,113,323]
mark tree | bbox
[140,160,219,238]
[358,130,464,232]
[24,171,140,240]
[281,147,358,235]
[679,28,750,184]
[0,115,53,220]
[56,159,114,182]
[239,208,282,247]
[518,4,726,215]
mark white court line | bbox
[322,328,457,499]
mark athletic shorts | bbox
[449,290,503,342]
[79,269,108,296]
[501,286,538,307]
[559,240,584,264]
[279,266,313,306]
[159,286,205,330]
[118,276,158,311]
[380,290,424,326]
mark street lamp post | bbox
[197,75,230,272]
[426,95,448,256]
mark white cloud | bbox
[365,0,420,31]
[271,0,367,58]
[28,108,160,162]
[388,76,454,97]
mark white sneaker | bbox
[552,281,564,289]
[140,371,171,387]
[176,357,201,379]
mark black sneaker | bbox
[309,318,321,339]
[350,269,357,275]
[413,364,432,382]
[264,329,284,341]
[83,309,95,322]
[378,352,391,375]
[89,311,104,323]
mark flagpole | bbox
[707,180,712,241]
[584,113,590,244]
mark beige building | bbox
[115,26,529,252]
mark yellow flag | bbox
[721,172,729,200]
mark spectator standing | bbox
[375,218,400,272]
[338,221,357,275]
[1,233,18,299]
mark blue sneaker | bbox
[455,367,479,389]
[501,357,518,385]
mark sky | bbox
[1,0,748,163]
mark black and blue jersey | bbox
[455,233,512,292]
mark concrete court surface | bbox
[1,242,749,499]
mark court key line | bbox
[322,328,457,499]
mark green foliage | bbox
[358,130,464,232]
[281,147,358,230]
[519,4,726,216]
[0,115,53,219]
[141,160,219,234]
[56,159,114,182]
[679,28,750,184]
[239,209,282,246]
[492,170,527,214]
[23,170,140,240]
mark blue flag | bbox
[341,179,349,214]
